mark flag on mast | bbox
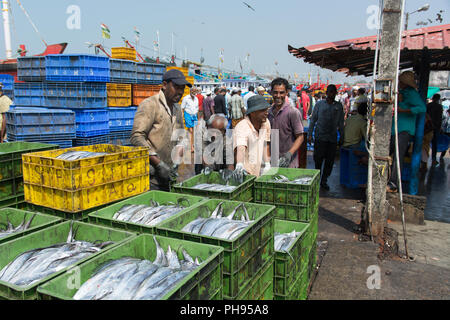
[101,24,110,39]
[134,27,141,43]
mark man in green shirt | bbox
[343,102,367,149]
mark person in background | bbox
[213,87,227,117]
[258,86,273,105]
[300,88,310,121]
[286,84,297,109]
[341,90,351,119]
[202,90,215,124]
[225,88,232,119]
[268,77,304,168]
[427,94,443,166]
[243,85,256,109]
[420,111,434,172]
[131,69,189,191]
[308,84,345,190]
[343,102,368,149]
[387,71,426,193]
[196,87,204,120]
[232,95,271,180]
[229,88,246,128]
[354,88,368,111]
[439,108,450,160]
[0,84,12,143]
[213,87,219,99]
[181,86,199,153]
[349,87,359,113]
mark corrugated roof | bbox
[288,24,450,76]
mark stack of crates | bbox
[6,108,76,148]
[0,74,14,99]
[132,84,161,106]
[340,146,368,189]
[156,199,275,300]
[136,63,165,84]
[74,109,109,146]
[111,47,137,62]
[0,142,57,209]
[22,144,150,214]
[253,167,320,300]
[108,107,137,146]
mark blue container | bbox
[340,147,368,189]
[109,59,137,83]
[108,107,137,131]
[434,134,450,153]
[6,134,73,148]
[44,82,107,109]
[136,62,165,84]
[6,108,75,137]
[17,56,46,81]
[74,135,109,146]
[45,54,110,82]
[74,109,109,137]
[13,83,45,106]
[0,74,14,91]
[108,131,132,146]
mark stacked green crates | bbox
[156,199,275,300]
[88,191,206,233]
[0,142,58,209]
[37,234,224,300]
[172,172,256,202]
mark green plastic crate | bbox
[0,221,136,300]
[0,142,58,183]
[0,194,24,210]
[0,208,63,244]
[273,219,310,296]
[88,191,207,234]
[254,168,320,221]
[0,177,24,199]
[274,267,307,300]
[234,256,274,300]
[156,199,275,299]
[172,172,256,202]
[37,234,223,300]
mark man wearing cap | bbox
[228,88,246,128]
[131,69,191,191]
[387,70,426,192]
[0,84,12,143]
[181,86,199,153]
[268,77,304,168]
[232,95,271,181]
[202,89,215,124]
[257,86,273,105]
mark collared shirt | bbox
[229,94,245,120]
[268,102,304,168]
[181,94,199,115]
[0,95,12,135]
[131,90,184,169]
[233,117,271,176]
[391,86,426,136]
[343,113,367,147]
[203,96,215,121]
[243,91,256,108]
[309,99,345,143]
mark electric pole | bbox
[365,0,404,237]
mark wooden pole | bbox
[365,0,403,237]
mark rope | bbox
[15,0,47,47]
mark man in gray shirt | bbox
[308,84,344,190]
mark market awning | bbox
[288,24,450,77]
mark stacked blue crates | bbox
[136,62,165,84]
[340,145,368,189]
[108,107,137,146]
[73,109,109,146]
[6,107,75,148]
[0,74,15,99]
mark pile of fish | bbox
[73,237,202,300]
[274,231,301,252]
[0,223,114,287]
[0,214,35,240]
[56,151,109,160]
[182,202,253,241]
[270,174,314,185]
[112,200,187,226]
[191,183,237,192]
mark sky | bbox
[1,0,449,83]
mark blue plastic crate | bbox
[108,107,136,131]
[3,89,14,100]
[110,59,137,83]
[6,108,75,137]
[340,147,368,189]
[108,131,132,146]
[0,74,14,91]
[13,82,45,106]
[74,135,109,146]
[45,54,110,82]
[44,82,107,109]
[17,56,46,81]
[6,134,73,148]
[136,62,165,84]
[75,109,108,122]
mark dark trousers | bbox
[389,131,412,187]
[298,132,308,169]
[431,129,440,161]
[194,164,203,175]
[314,140,337,184]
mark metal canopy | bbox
[288,24,450,76]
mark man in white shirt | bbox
[181,87,199,153]
[243,85,256,109]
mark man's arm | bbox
[308,102,319,143]
[0,114,6,143]
[130,101,155,152]
[338,105,345,145]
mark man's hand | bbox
[278,152,292,168]
[262,162,271,175]
[155,161,172,184]
[232,163,246,184]
[201,166,212,176]
[220,168,234,182]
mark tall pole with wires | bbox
[2,0,13,59]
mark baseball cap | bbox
[257,86,265,92]
[163,69,193,88]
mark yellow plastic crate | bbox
[111,47,137,61]
[22,145,149,191]
[166,66,189,77]
[24,174,149,212]
[107,83,132,107]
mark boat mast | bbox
[2,0,13,59]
